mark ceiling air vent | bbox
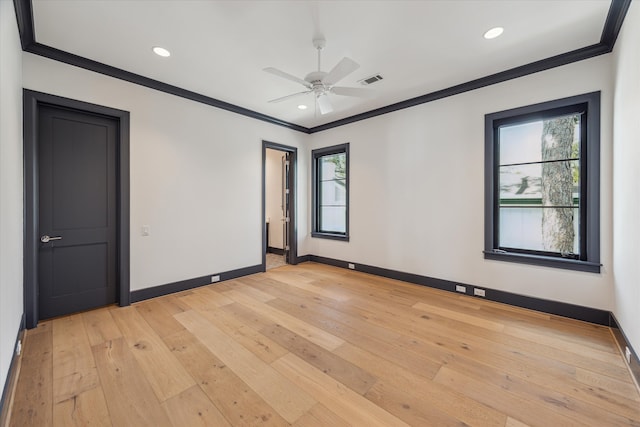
[359,74,383,85]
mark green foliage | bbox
[328,154,346,179]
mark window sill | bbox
[483,250,601,273]
[311,232,349,242]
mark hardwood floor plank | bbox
[506,417,532,427]
[163,329,289,426]
[81,308,122,347]
[263,271,352,302]
[364,378,479,426]
[225,289,345,351]
[9,327,53,427]
[267,297,444,379]
[260,323,377,395]
[434,364,583,427]
[504,324,624,363]
[110,306,195,402]
[161,385,231,427]
[52,386,111,427]
[231,279,279,302]
[135,298,185,338]
[52,314,99,404]
[92,338,172,426]
[272,353,410,427]
[292,403,351,427]
[175,309,316,424]
[436,360,640,427]
[191,305,289,364]
[575,367,640,401]
[413,300,505,332]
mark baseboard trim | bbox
[267,247,285,256]
[609,313,640,390]
[0,314,25,426]
[296,255,312,263]
[308,255,611,325]
[130,264,263,303]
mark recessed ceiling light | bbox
[484,27,504,39]
[152,46,171,57]
[297,105,308,110]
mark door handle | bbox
[40,235,62,243]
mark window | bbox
[484,92,600,272]
[312,143,349,240]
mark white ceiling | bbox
[31,1,611,129]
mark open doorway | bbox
[262,141,297,271]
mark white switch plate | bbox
[211,275,220,283]
[474,288,486,297]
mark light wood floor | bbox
[7,262,640,426]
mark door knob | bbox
[40,235,62,243]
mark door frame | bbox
[262,141,297,270]
[23,90,130,328]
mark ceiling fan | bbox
[264,37,372,115]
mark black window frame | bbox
[312,143,350,241]
[484,92,601,273]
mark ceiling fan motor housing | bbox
[305,71,329,93]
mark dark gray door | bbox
[38,105,117,319]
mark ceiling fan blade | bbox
[322,57,360,86]
[263,67,312,89]
[331,86,374,98]
[316,93,333,115]
[268,90,312,103]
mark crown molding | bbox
[13,0,631,135]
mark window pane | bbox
[499,160,579,206]
[320,179,346,205]
[499,114,580,165]
[320,206,346,233]
[320,153,346,180]
[499,207,579,254]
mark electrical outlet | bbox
[474,288,486,297]
[625,346,632,364]
[455,285,467,293]
[16,340,21,356]
[211,275,221,283]
[348,263,355,270]
[141,225,150,236]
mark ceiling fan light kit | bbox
[264,36,373,115]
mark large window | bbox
[312,143,349,241]
[484,92,600,272]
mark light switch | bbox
[142,225,150,236]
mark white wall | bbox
[612,1,640,354]
[0,0,24,399]
[265,148,284,249]
[309,55,614,311]
[22,53,309,291]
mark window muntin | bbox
[484,92,600,272]
[312,144,349,240]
